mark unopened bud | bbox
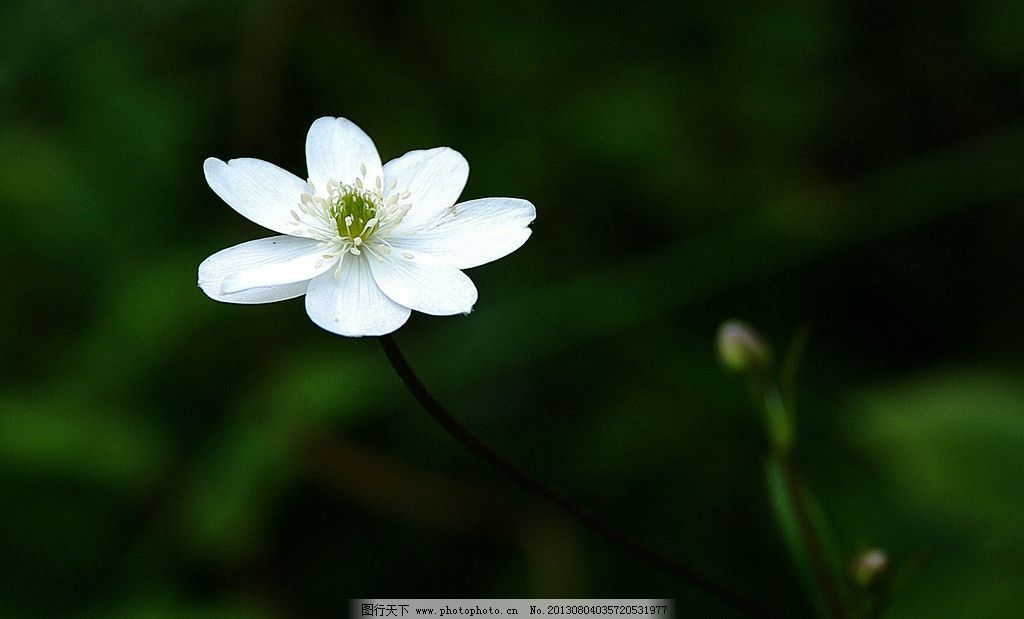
[851,548,889,587]
[717,320,770,374]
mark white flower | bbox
[198,117,536,337]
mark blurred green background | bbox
[2,1,1024,617]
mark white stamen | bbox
[303,176,411,252]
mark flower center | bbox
[330,184,381,247]
[290,167,413,264]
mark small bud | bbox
[716,320,770,374]
[851,548,889,587]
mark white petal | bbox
[204,157,309,236]
[304,257,411,337]
[199,236,328,303]
[383,148,469,230]
[206,280,310,304]
[367,248,477,316]
[390,197,535,269]
[305,116,383,193]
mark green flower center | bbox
[330,188,381,245]
[292,175,412,257]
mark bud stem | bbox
[760,392,847,619]
[764,387,794,455]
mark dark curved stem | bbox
[777,453,848,619]
[379,334,782,619]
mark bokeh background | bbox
[3,1,1024,617]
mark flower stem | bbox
[763,388,847,619]
[776,452,847,619]
[379,334,781,619]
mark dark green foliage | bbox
[1,1,1023,616]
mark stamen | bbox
[298,175,413,252]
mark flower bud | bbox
[716,320,770,374]
[851,548,889,587]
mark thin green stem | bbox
[379,334,782,619]
[762,390,846,619]
[776,453,847,619]
[779,327,810,408]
